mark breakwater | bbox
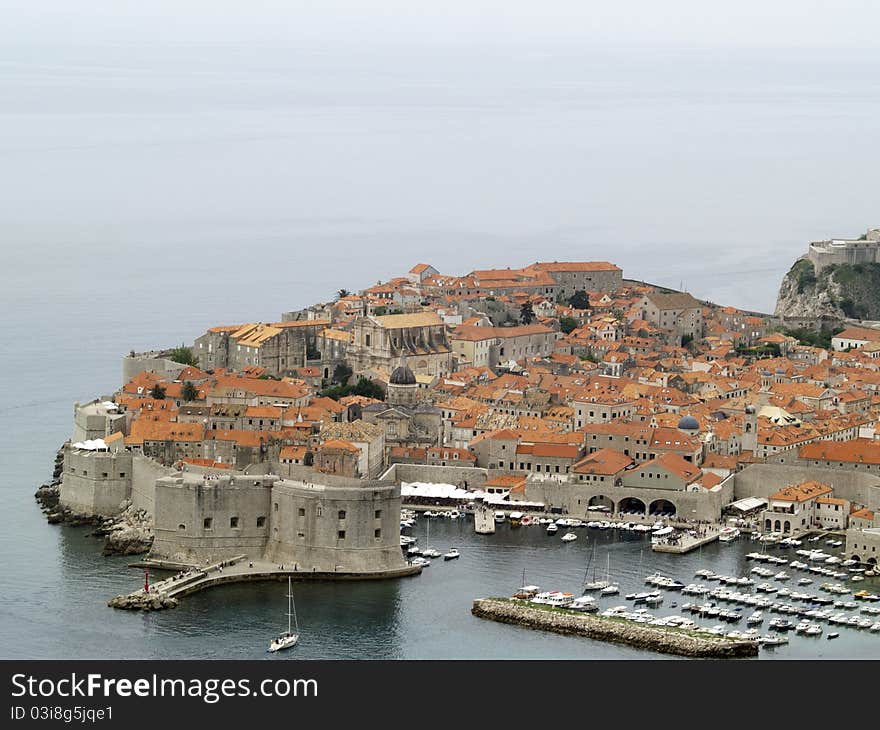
[472,598,759,658]
[108,557,423,611]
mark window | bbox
[274,503,279,512]
[297,531,305,539]
[256,516,266,527]
[298,508,305,517]
[178,523,186,531]
[102,472,108,478]
[374,528,382,538]
[203,517,213,529]
[230,516,239,528]
[365,334,371,347]
[338,530,346,540]
[338,510,346,519]
[374,510,382,519]
[119,472,126,477]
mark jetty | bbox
[471,598,758,658]
[652,529,720,554]
[109,556,422,611]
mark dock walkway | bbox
[652,529,720,554]
[109,556,422,611]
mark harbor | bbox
[13,510,880,659]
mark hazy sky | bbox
[4,1,880,50]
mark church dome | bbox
[389,364,416,386]
[677,415,699,431]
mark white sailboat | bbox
[268,576,299,653]
[600,553,619,596]
[421,518,441,558]
[583,542,609,591]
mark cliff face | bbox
[775,257,880,320]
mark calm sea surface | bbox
[3,515,880,660]
[2,41,880,659]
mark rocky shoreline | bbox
[108,592,178,611]
[472,598,759,658]
[34,446,153,556]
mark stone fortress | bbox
[59,396,411,578]
[807,227,880,271]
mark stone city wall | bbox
[380,462,488,490]
[733,463,880,512]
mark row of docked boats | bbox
[513,586,599,612]
[599,605,785,645]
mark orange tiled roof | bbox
[770,481,833,503]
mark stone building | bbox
[347,313,453,378]
[314,440,361,478]
[807,228,880,272]
[529,261,623,296]
[72,400,127,443]
[449,323,558,369]
[387,362,419,407]
[194,320,329,377]
[149,471,407,574]
[638,291,704,343]
[318,420,386,479]
[758,480,847,534]
[60,443,133,515]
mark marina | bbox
[16,510,880,659]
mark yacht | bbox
[546,523,559,535]
[583,578,610,591]
[570,596,599,612]
[268,577,299,653]
[746,610,764,625]
[600,584,620,596]
[443,548,460,561]
[513,585,540,600]
[561,532,578,542]
[410,556,431,567]
[494,511,506,523]
[718,527,740,543]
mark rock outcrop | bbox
[95,503,154,556]
[108,592,178,611]
[776,257,880,321]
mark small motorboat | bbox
[546,523,559,535]
[443,548,460,561]
[827,632,839,640]
[561,532,578,542]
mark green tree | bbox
[520,302,535,325]
[149,384,167,400]
[181,381,199,402]
[567,290,591,310]
[319,376,385,401]
[333,363,353,385]
[559,316,578,334]
[374,306,387,316]
[351,377,385,400]
[168,344,197,366]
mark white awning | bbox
[401,482,544,508]
[728,496,768,512]
[72,438,108,451]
